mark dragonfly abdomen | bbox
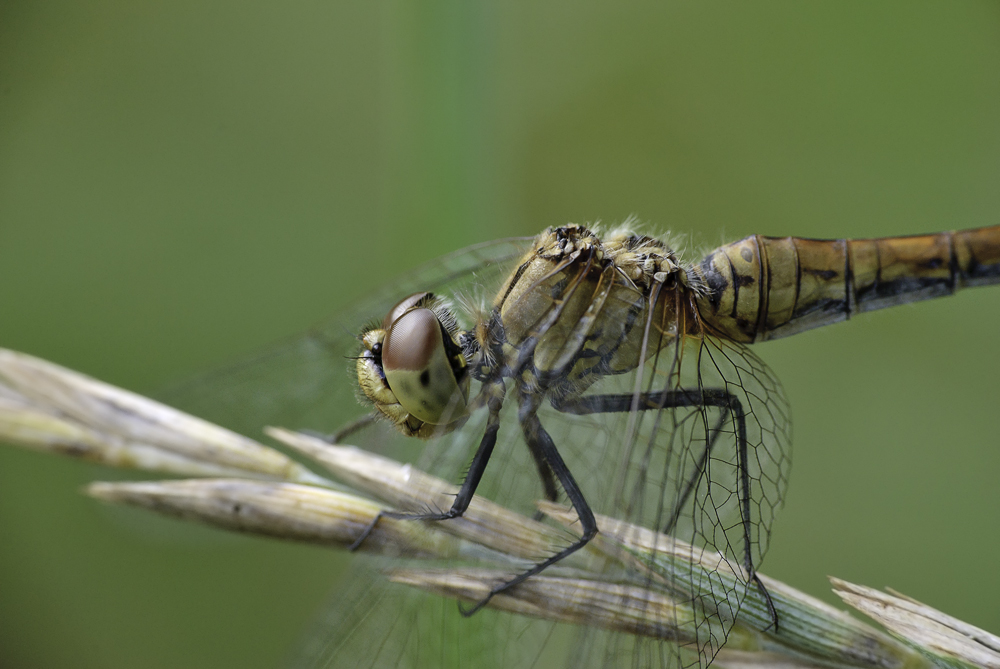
[695,224,1000,343]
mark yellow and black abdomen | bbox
[695,225,1000,343]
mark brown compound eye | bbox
[382,308,468,425]
[382,292,430,330]
[382,308,437,372]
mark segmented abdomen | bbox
[695,225,1000,343]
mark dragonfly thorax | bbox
[355,225,709,439]
[489,225,701,399]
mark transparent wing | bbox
[290,296,788,668]
[158,235,584,667]
[530,331,792,667]
[284,334,790,669]
[159,236,533,437]
[161,235,791,669]
[291,561,580,669]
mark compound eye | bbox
[382,292,430,330]
[382,308,467,424]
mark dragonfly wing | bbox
[157,231,791,669]
[158,237,533,439]
[297,335,790,669]
[288,559,576,669]
[525,331,791,667]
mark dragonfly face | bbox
[357,292,471,438]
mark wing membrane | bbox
[159,233,791,669]
[532,331,790,666]
[159,237,533,438]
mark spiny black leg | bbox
[555,388,738,533]
[347,383,505,552]
[551,388,780,630]
[459,396,597,617]
[524,434,559,522]
[552,387,738,415]
[721,393,778,630]
[751,572,779,633]
[731,395,780,632]
[495,253,595,512]
[525,433,559,503]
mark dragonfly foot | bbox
[458,592,494,618]
[751,572,780,633]
[347,512,383,552]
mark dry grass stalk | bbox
[0,347,988,669]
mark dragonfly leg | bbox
[493,246,599,516]
[302,413,379,444]
[526,436,559,506]
[551,388,780,631]
[459,392,598,617]
[347,381,506,553]
[523,436,558,521]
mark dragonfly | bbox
[164,221,1000,669]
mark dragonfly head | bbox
[356,292,471,438]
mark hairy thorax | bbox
[481,224,702,399]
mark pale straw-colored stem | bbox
[0,348,330,484]
[0,347,992,669]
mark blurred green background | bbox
[1,2,999,667]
